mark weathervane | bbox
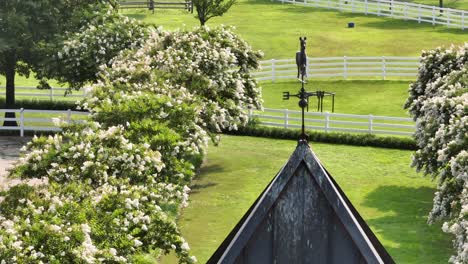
[283,37,336,141]
[282,37,315,141]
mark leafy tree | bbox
[192,0,236,26]
[0,0,116,126]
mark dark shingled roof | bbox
[207,140,395,264]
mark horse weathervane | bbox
[283,37,336,142]
[283,37,315,141]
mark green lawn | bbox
[261,79,411,116]
[125,0,467,59]
[161,135,452,263]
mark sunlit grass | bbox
[260,79,411,116]
[161,135,452,263]
[124,0,467,59]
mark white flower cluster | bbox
[406,44,468,263]
[49,8,148,89]
[99,25,263,136]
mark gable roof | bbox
[207,140,395,264]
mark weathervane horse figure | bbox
[296,37,307,79]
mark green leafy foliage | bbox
[226,119,417,150]
[192,0,236,25]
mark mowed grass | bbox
[125,0,467,59]
[260,79,411,116]
[161,135,452,263]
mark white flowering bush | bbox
[1,122,196,263]
[405,44,468,263]
[0,25,262,262]
[100,26,263,135]
[84,82,209,184]
[39,9,148,90]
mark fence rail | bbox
[277,0,467,29]
[249,107,415,136]
[0,86,87,100]
[0,109,89,137]
[255,56,419,81]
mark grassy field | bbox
[161,135,452,263]
[125,0,467,59]
[261,79,411,116]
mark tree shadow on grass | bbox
[358,18,467,34]
[362,185,453,263]
[190,163,224,194]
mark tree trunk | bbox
[3,51,17,127]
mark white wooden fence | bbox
[0,109,89,137]
[0,86,87,100]
[277,0,468,29]
[0,108,413,137]
[249,107,415,136]
[254,56,419,81]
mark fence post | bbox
[327,0,331,9]
[351,0,355,13]
[390,0,393,17]
[271,59,276,83]
[306,57,311,77]
[418,4,422,23]
[67,109,72,124]
[463,12,466,30]
[432,6,436,25]
[20,108,24,137]
[50,88,53,101]
[377,0,381,16]
[365,0,368,15]
[368,114,373,134]
[324,111,330,133]
[404,2,408,20]
[248,108,253,120]
[343,56,348,80]
[381,56,386,80]
[447,9,450,27]
[284,109,289,128]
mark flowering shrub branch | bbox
[406,44,468,263]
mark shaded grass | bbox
[260,79,411,116]
[161,135,452,263]
[125,0,467,59]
